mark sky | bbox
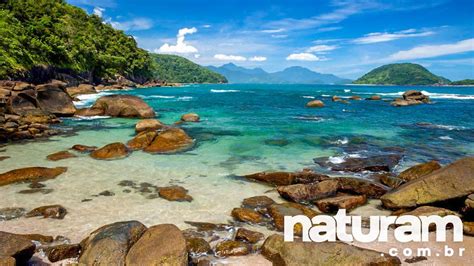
[68,0,474,80]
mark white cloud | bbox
[108,18,153,31]
[214,54,247,61]
[306,45,338,54]
[249,56,267,62]
[353,29,434,44]
[286,53,321,61]
[261,28,285,33]
[389,38,474,60]
[156,27,199,54]
[202,24,211,28]
[194,54,201,59]
[93,7,105,17]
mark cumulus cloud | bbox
[389,38,474,60]
[353,29,434,44]
[93,7,105,17]
[249,56,267,62]
[286,53,321,61]
[156,27,199,54]
[108,18,153,31]
[306,45,338,54]
[214,54,247,61]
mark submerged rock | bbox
[315,194,367,213]
[235,228,264,244]
[306,100,324,108]
[231,208,263,224]
[144,128,194,154]
[381,157,474,209]
[185,237,211,254]
[0,231,36,265]
[366,95,381,100]
[46,151,77,161]
[277,179,340,202]
[90,142,129,160]
[0,208,26,221]
[397,160,441,181]
[215,240,249,257]
[244,171,329,186]
[181,113,200,122]
[135,119,163,133]
[46,243,81,262]
[0,167,67,186]
[242,196,275,209]
[80,221,147,265]
[158,185,193,202]
[125,224,187,265]
[71,144,97,152]
[26,204,67,219]
[319,154,402,173]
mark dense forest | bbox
[353,63,450,85]
[450,79,474,85]
[151,54,227,83]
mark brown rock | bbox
[0,256,15,266]
[463,222,474,236]
[391,98,423,107]
[242,196,275,209]
[367,95,381,100]
[336,177,389,199]
[244,171,329,186]
[65,84,96,97]
[80,221,147,265]
[26,205,67,219]
[46,151,76,161]
[46,244,81,262]
[315,194,367,213]
[181,113,200,122]
[135,119,163,133]
[277,179,339,202]
[464,194,474,211]
[0,232,36,265]
[184,221,230,232]
[235,228,264,243]
[13,82,34,91]
[75,108,104,117]
[377,174,405,188]
[0,167,67,187]
[19,233,53,244]
[127,131,157,150]
[6,92,39,115]
[158,185,193,202]
[231,208,263,224]
[321,154,402,173]
[397,160,441,181]
[400,206,459,231]
[306,100,324,108]
[36,84,76,116]
[71,144,97,152]
[185,237,211,254]
[268,203,319,234]
[90,142,129,160]
[90,95,155,118]
[349,95,361,100]
[144,128,194,154]
[403,90,430,102]
[381,157,474,209]
[215,240,249,257]
[125,224,187,266]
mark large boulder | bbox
[36,84,76,116]
[89,95,155,118]
[244,171,329,186]
[90,142,129,160]
[135,119,163,133]
[397,160,441,181]
[181,113,200,122]
[65,84,96,97]
[127,131,157,150]
[80,221,147,265]
[403,90,430,102]
[277,180,339,202]
[6,92,39,115]
[261,234,401,265]
[0,167,67,186]
[143,128,194,154]
[125,224,187,265]
[381,157,474,209]
[0,232,36,265]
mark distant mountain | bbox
[207,63,351,84]
[353,63,450,85]
[450,79,474,86]
[152,54,227,83]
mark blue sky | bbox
[69,0,474,80]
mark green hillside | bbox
[151,54,227,83]
[353,63,450,85]
[450,79,474,85]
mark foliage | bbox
[450,79,474,85]
[151,54,227,83]
[353,63,450,85]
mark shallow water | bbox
[1,84,473,242]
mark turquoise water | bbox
[0,84,473,241]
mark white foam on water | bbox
[328,156,345,164]
[302,96,315,99]
[73,92,113,108]
[210,89,240,93]
[73,115,111,120]
[439,136,453,140]
[177,96,193,101]
[331,137,349,145]
[355,91,474,100]
[344,89,351,92]
[145,95,176,99]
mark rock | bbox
[181,113,200,122]
[185,237,211,254]
[277,179,339,202]
[242,196,275,209]
[319,154,402,172]
[19,233,54,244]
[244,171,329,186]
[71,144,97,152]
[349,95,361,100]
[315,194,367,213]
[231,208,263,224]
[400,206,459,231]
[0,231,36,264]
[98,190,115,196]
[75,108,104,117]
[89,95,155,118]
[403,90,430,102]
[36,84,76,116]
[127,131,157,150]
[464,194,474,211]
[0,208,26,221]
[135,119,163,133]
[80,221,147,265]
[367,95,381,100]
[397,160,441,181]
[336,177,389,198]
[6,92,39,115]
[463,222,474,236]
[381,157,474,209]
[13,82,34,91]
[261,234,401,265]
[46,244,81,262]
[332,96,341,101]
[65,84,96,97]
[26,205,67,219]
[46,151,77,161]
[90,142,129,160]
[17,188,53,194]
[377,174,405,188]
[405,256,428,263]
[390,98,423,107]
[184,221,230,232]
[235,228,264,243]
[0,156,10,161]
[0,167,67,186]
[0,256,15,266]
[125,224,187,265]
[268,203,319,234]
[215,240,249,257]
[144,128,194,154]
[158,185,193,202]
[306,100,324,108]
